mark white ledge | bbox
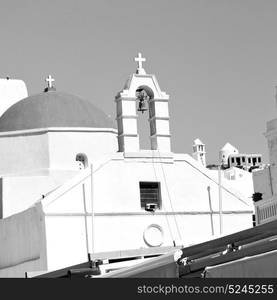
[124,150,173,159]
[0,127,118,137]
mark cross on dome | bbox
[45,75,55,88]
[134,53,146,75]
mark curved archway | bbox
[135,86,154,150]
[136,85,154,100]
[76,153,88,170]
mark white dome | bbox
[193,138,204,145]
[221,142,239,153]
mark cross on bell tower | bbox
[134,53,146,75]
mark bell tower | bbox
[192,138,206,167]
[115,53,171,153]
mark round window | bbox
[143,224,164,247]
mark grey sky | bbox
[0,0,276,163]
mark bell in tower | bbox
[192,138,206,167]
[115,52,171,153]
[136,88,149,113]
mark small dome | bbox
[221,143,239,153]
[193,138,204,145]
[0,91,116,132]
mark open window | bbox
[139,182,161,212]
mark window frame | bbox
[139,181,162,210]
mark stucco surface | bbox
[0,91,116,132]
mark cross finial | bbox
[134,52,146,75]
[45,75,55,88]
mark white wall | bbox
[0,129,118,175]
[0,133,49,175]
[90,157,253,213]
[41,153,253,271]
[44,216,88,271]
[253,166,274,199]
[265,118,277,166]
[0,203,47,277]
[0,79,28,117]
[209,167,254,200]
[1,170,77,218]
[0,150,254,274]
[48,131,118,170]
[0,129,118,216]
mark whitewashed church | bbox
[0,54,255,277]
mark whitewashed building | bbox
[0,55,254,277]
[204,142,260,202]
[0,77,28,117]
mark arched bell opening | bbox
[136,85,154,113]
[76,153,88,170]
[135,86,154,150]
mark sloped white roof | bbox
[193,138,204,145]
[221,142,239,153]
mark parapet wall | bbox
[0,203,47,277]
